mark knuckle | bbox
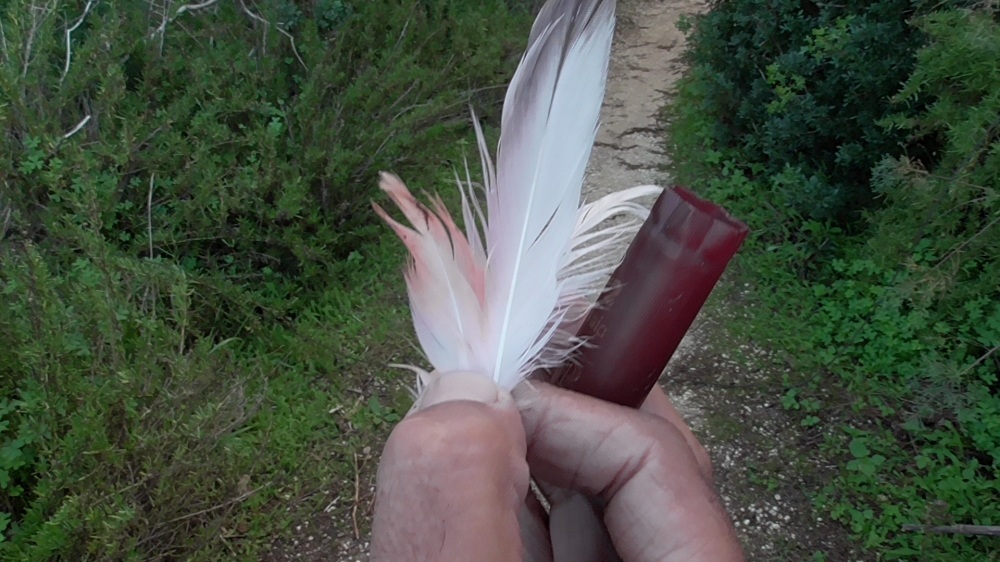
[388,402,512,462]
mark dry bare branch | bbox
[148,173,155,259]
[23,0,58,77]
[236,0,268,57]
[934,213,1000,269]
[161,484,266,527]
[276,25,306,71]
[959,342,1000,377]
[0,203,10,241]
[351,451,366,540]
[151,0,221,47]
[902,524,1000,537]
[0,16,9,64]
[62,114,92,139]
[62,0,97,82]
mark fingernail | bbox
[415,371,501,411]
[511,380,543,409]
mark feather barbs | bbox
[372,0,666,391]
[371,172,488,373]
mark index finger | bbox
[641,384,713,481]
[513,382,743,562]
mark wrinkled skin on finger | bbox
[515,382,744,562]
[370,373,530,562]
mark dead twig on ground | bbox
[351,452,362,540]
[902,524,1000,537]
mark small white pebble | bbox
[774,494,781,501]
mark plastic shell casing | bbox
[549,187,749,408]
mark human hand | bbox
[369,373,744,562]
[516,381,744,562]
[370,372,529,561]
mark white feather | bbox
[483,0,617,387]
[375,0,668,390]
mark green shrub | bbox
[668,5,1000,560]
[677,0,971,222]
[0,240,265,559]
[2,0,523,314]
[0,0,530,557]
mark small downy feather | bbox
[373,0,664,391]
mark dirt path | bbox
[581,0,706,424]
[584,0,696,198]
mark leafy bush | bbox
[668,4,1000,560]
[677,0,971,221]
[0,240,265,559]
[0,0,530,557]
[3,0,524,311]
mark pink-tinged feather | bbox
[377,173,484,304]
[429,194,486,306]
[372,173,488,374]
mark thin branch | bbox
[934,213,1000,268]
[23,0,57,77]
[276,25,306,70]
[147,174,155,259]
[383,17,410,68]
[959,342,1000,377]
[352,451,362,540]
[62,0,97,83]
[383,81,419,119]
[236,0,266,26]
[0,16,9,64]
[237,0,306,70]
[904,166,991,192]
[902,524,1000,537]
[236,0,268,56]
[62,114,92,139]
[151,0,221,41]
[155,0,170,54]
[0,205,11,241]
[161,484,266,526]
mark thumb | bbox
[411,370,514,412]
[372,371,529,562]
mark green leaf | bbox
[849,438,870,459]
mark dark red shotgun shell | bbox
[549,187,749,409]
